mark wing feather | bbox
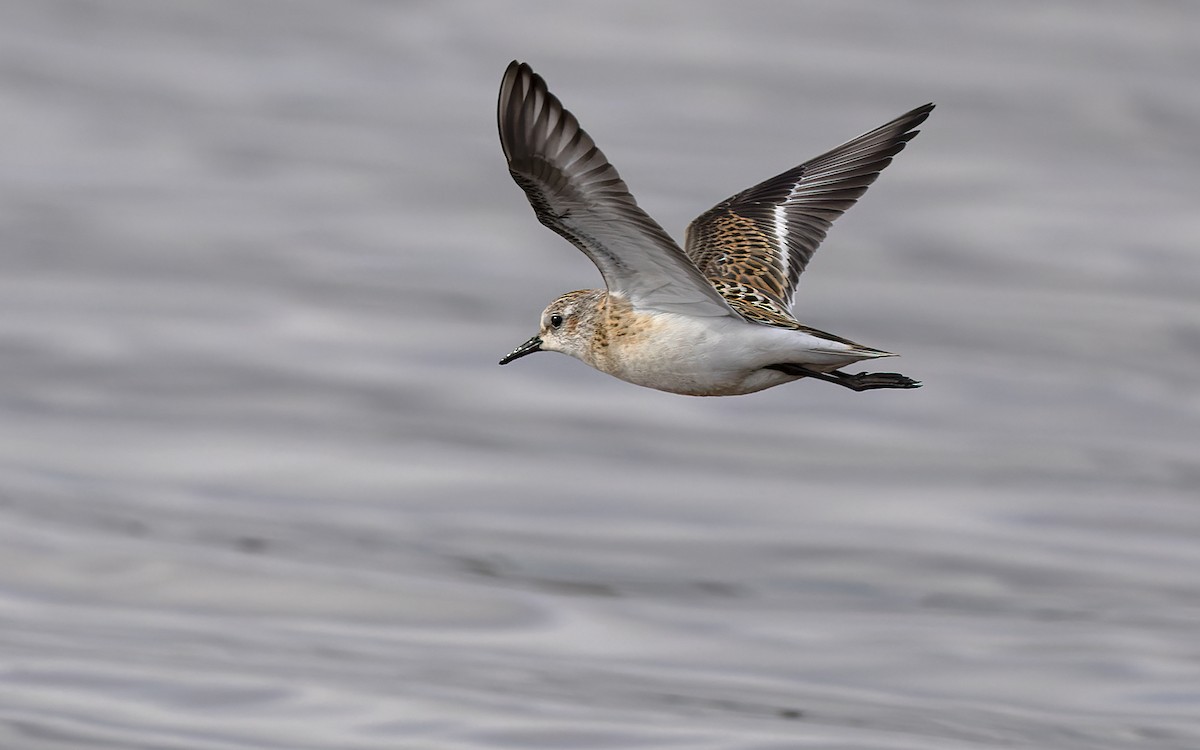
[499,62,737,318]
[685,103,934,314]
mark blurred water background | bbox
[2,1,1199,748]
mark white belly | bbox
[594,312,874,397]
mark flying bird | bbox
[498,61,932,396]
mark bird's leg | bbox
[766,363,921,391]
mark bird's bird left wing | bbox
[499,61,738,319]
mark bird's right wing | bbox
[686,104,934,311]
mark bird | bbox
[497,60,932,397]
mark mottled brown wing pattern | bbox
[708,278,875,347]
[686,103,934,318]
[688,213,791,306]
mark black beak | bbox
[498,335,542,365]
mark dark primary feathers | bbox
[685,103,934,312]
[498,60,933,330]
[497,61,737,319]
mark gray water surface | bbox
[2,1,1199,748]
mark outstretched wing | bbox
[685,103,934,312]
[499,61,737,319]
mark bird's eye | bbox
[549,313,564,329]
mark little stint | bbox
[498,61,932,397]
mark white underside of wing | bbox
[499,61,740,322]
[615,258,737,317]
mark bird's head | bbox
[499,289,604,365]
